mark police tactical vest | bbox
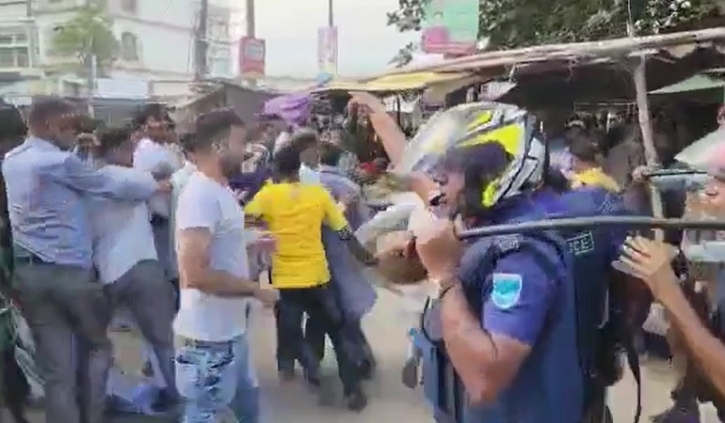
[542,188,643,423]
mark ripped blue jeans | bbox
[175,334,259,423]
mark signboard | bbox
[239,36,265,78]
[317,26,338,78]
[421,0,479,55]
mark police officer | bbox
[403,102,584,423]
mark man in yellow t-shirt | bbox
[569,137,620,192]
[245,142,372,411]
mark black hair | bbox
[179,132,197,154]
[319,141,343,166]
[76,115,105,134]
[27,96,76,127]
[569,136,598,163]
[96,126,133,157]
[441,143,513,219]
[544,168,571,193]
[133,103,170,127]
[193,108,244,151]
[273,143,301,179]
[290,130,318,153]
[0,101,26,142]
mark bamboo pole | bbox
[630,24,664,239]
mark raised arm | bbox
[43,154,162,201]
[349,92,407,167]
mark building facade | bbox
[0,0,237,97]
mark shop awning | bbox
[312,72,477,93]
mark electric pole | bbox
[26,0,34,69]
[194,0,209,82]
[244,0,256,87]
[327,0,333,26]
[85,0,96,116]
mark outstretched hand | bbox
[617,236,679,301]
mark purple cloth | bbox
[263,93,312,126]
[229,166,272,200]
[318,165,370,230]
[319,165,376,320]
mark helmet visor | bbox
[395,109,470,175]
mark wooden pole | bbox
[629,20,664,238]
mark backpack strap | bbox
[620,326,642,423]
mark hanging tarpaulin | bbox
[421,0,480,55]
[649,74,725,94]
[675,127,725,169]
[262,92,312,125]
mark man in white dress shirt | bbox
[175,109,277,423]
[87,126,179,406]
[133,104,181,284]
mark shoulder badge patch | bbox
[491,273,523,309]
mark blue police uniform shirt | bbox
[459,196,583,423]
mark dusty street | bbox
[10,287,724,422]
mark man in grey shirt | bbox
[2,98,168,423]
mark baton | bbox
[456,216,725,240]
[642,169,707,178]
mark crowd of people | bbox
[3,90,725,423]
[0,97,384,423]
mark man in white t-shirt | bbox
[87,126,179,406]
[174,109,277,423]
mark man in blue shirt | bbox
[406,103,583,423]
[3,97,168,423]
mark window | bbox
[0,47,30,68]
[120,32,139,61]
[0,33,26,45]
[0,31,31,68]
[120,0,136,13]
[208,45,231,76]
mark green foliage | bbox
[51,0,119,76]
[387,0,721,54]
[389,42,417,67]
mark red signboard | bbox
[239,36,265,78]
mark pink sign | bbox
[423,27,475,55]
[239,37,265,77]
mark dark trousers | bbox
[105,260,177,397]
[306,317,372,366]
[14,261,111,423]
[276,284,361,395]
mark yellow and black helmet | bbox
[396,102,546,209]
